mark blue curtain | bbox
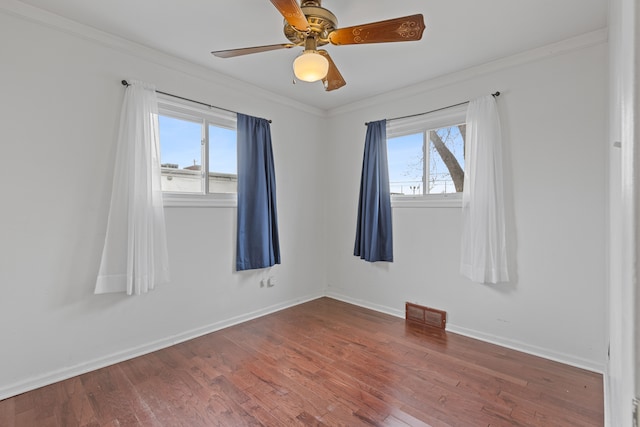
[354,119,393,262]
[236,113,281,271]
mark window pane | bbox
[387,133,424,195]
[428,125,465,194]
[208,124,237,194]
[159,115,203,193]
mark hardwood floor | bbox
[0,297,603,426]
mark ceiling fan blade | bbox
[212,43,295,58]
[318,50,346,92]
[329,14,425,46]
[269,0,310,32]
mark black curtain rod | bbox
[121,80,272,123]
[365,91,500,126]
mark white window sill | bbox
[391,194,462,208]
[162,194,460,208]
[162,193,237,208]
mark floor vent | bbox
[405,302,447,330]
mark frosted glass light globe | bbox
[293,51,329,82]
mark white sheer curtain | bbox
[95,80,170,295]
[460,95,509,283]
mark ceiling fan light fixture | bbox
[211,0,426,93]
[293,50,329,82]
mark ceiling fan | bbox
[211,0,425,92]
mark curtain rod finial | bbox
[121,80,130,86]
[492,91,500,97]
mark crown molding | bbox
[1,0,606,118]
[0,0,326,117]
[328,27,609,117]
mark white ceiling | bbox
[17,0,608,110]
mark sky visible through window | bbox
[158,115,237,174]
[208,124,236,174]
[387,126,464,194]
[388,133,423,194]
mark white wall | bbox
[606,0,638,424]
[324,35,608,371]
[0,5,327,398]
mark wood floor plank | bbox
[0,397,16,427]
[0,297,603,426]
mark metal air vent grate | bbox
[405,302,446,329]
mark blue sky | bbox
[159,115,236,174]
[387,133,423,185]
[387,127,464,194]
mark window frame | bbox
[386,104,467,208]
[157,94,238,208]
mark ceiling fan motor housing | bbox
[283,1,337,46]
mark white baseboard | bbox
[325,291,406,319]
[325,290,604,374]
[0,291,324,401]
[445,324,604,373]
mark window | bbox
[157,96,237,203]
[386,104,467,206]
[388,125,465,195]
